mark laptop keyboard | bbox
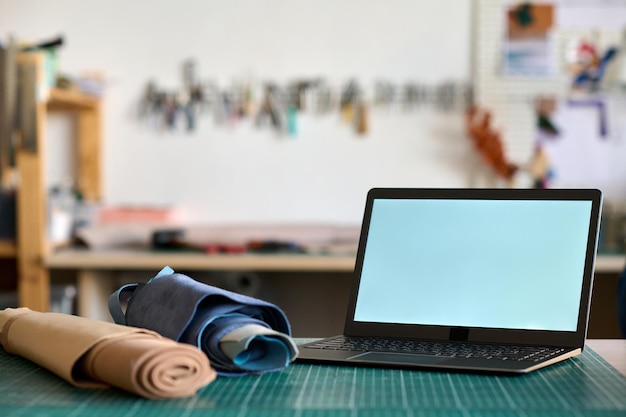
[304,336,566,362]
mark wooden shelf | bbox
[47,88,99,111]
[45,87,102,202]
[45,250,624,274]
[46,249,356,272]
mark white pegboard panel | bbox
[473,0,625,167]
[474,0,564,166]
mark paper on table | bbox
[0,308,216,399]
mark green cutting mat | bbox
[1,346,625,417]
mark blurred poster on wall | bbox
[502,3,556,76]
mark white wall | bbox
[0,0,473,224]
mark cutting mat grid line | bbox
[1,348,626,416]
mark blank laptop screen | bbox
[353,198,593,332]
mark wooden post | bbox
[15,52,49,312]
[77,104,101,201]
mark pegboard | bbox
[472,0,626,179]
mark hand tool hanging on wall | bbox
[139,81,166,129]
[466,106,518,184]
[138,59,474,137]
[139,59,210,132]
[256,83,287,134]
[402,83,422,111]
[312,79,334,115]
[17,61,38,153]
[374,81,396,110]
[340,80,369,136]
[435,82,457,112]
[0,39,17,184]
[20,35,64,52]
[354,100,369,135]
[0,35,66,185]
[339,79,359,123]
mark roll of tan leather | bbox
[0,308,216,399]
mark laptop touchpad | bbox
[348,352,447,365]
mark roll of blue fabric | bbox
[109,266,298,376]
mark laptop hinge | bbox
[449,327,469,341]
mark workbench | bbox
[0,339,624,416]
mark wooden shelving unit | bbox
[7,51,102,312]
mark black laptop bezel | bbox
[343,187,602,348]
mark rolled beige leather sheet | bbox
[0,308,217,399]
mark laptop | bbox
[297,187,602,374]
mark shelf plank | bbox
[46,249,357,272]
[47,88,99,111]
[45,249,625,274]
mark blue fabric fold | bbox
[619,266,626,338]
[109,266,297,376]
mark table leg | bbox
[77,269,114,322]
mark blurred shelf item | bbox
[594,254,626,274]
